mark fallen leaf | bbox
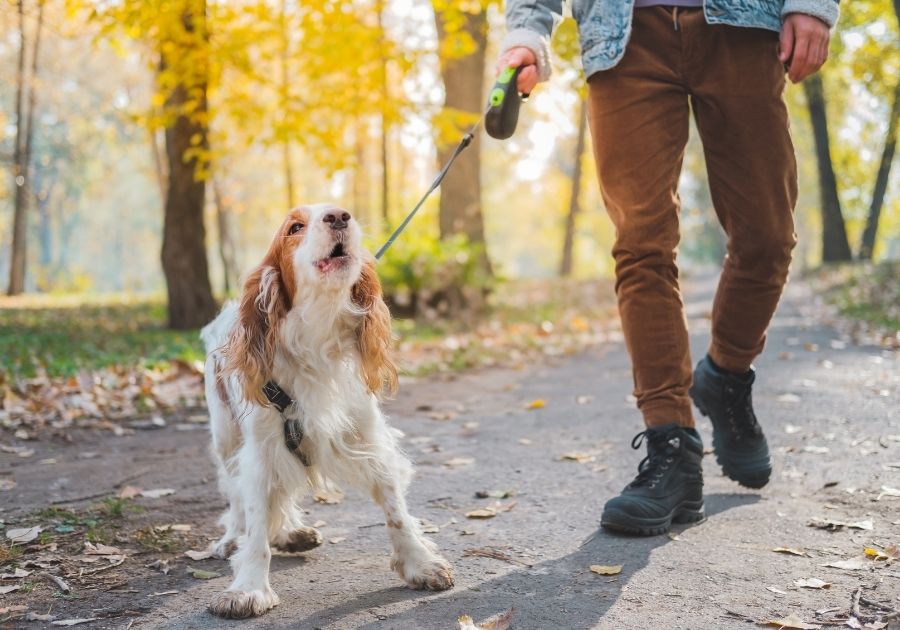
[801,445,830,454]
[525,399,546,410]
[576,395,594,405]
[184,549,213,561]
[427,410,458,421]
[773,547,807,556]
[0,584,20,595]
[465,508,497,519]
[328,537,346,544]
[0,606,28,615]
[517,438,532,445]
[761,614,821,629]
[25,612,56,622]
[51,619,99,626]
[808,518,873,531]
[152,590,179,596]
[186,566,221,579]
[876,485,900,500]
[589,564,622,575]
[118,486,142,499]
[313,520,327,528]
[820,557,868,571]
[419,519,440,534]
[777,393,802,404]
[560,452,596,463]
[0,478,16,491]
[140,488,175,499]
[444,457,475,468]
[766,586,788,595]
[84,542,122,555]
[314,489,344,504]
[6,526,42,543]
[458,608,514,630]
[794,577,831,589]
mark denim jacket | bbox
[501,0,839,80]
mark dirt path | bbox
[2,276,898,629]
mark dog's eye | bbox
[287,223,304,235]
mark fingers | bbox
[495,46,539,92]
[779,20,794,64]
[518,66,538,94]
[783,15,831,83]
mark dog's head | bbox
[224,204,397,403]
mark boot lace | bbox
[724,382,761,440]
[628,430,681,489]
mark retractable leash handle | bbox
[485,66,528,140]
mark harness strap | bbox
[263,380,310,467]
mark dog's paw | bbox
[392,552,454,591]
[211,537,238,560]
[208,588,279,619]
[273,526,323,553]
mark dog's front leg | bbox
[209,436,282,619]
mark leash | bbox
[374,66,526,261]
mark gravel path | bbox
[3,275,898,629]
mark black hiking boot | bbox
[600,424,705,536]
[689,355,771,489]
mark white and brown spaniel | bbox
[201,204,453,619]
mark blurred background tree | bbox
[0,0,898,328]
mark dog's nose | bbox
[323,210,351,230]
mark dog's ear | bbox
[352,259,398,397]
[225,264,287,405]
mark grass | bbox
[0,279,618,380]
[0,293,204,378]
[808,260,900,331]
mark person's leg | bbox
[687,20,798,371]
[587,6,694,430]
[681,12,798,489]
[593,7,705,536]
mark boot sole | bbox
[600,500,705,537]
[690,395,772,490]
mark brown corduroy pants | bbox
[587,7,798,428]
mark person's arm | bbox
[779,0,839,83]
[497,0,565,93]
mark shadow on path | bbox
[281,492,759,630]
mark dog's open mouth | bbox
[315,241,351,272]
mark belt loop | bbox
[673,6,679,31]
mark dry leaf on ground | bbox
[560,452,596,463]
[329,537,346,544]
[6,526,42,543]
[140,488,175,499]
[773,547,807,556]
[525,399,546,410]
[184,549,214,561]
[876,486,900,500]
[760,613,821,629]
[794,578,831,589]
[444,457,475,468]
[465,508,497,519]
[589,564,623,575]
[808,518,873,531]
[186,566,221,579]
[820,557,869,570]
[50,619,100,626]
[313,489,344,504]
[458,608,514,630]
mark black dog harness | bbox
[263,381,311,467]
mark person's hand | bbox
[779,13,830,83]
[496,46,539,94]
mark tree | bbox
[158,0,218,328]
[434,2,493,276]
[560,98,587,277]
[803,73,853,263]
[7,0,44,295]
[858,0,900,260]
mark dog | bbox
[200,204,454,619]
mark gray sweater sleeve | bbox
[499,0,566,82]
[782,0,840,27]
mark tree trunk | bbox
[560,98,588,277]
[8,0,43,295]
[377,0,390,226]
[434,7,492,276]
[212,175,239,295]
[279,0,295,209]
[150,128,168,201]
[803,73,852,263]
[160,1,218,329]
[858,81,899,260]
